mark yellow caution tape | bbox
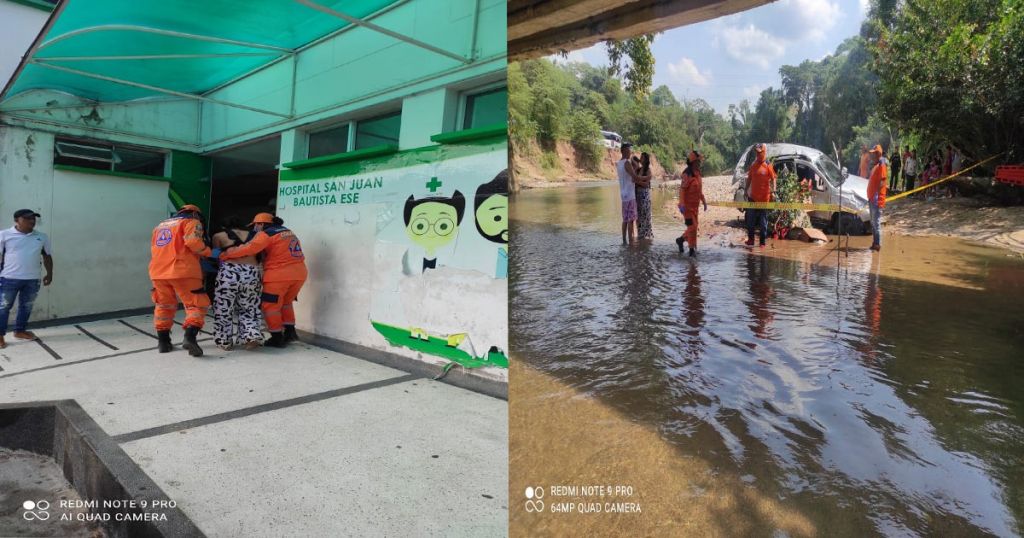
[887,153,1003,203]
[707,200,860,213]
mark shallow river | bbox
[510,182,1024,537]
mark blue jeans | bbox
[746,209,769,244]
[870,202,882,246]
[0,278,41,335]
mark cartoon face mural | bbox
[403,190,465,259]
[474,170,508,244]
[474,170,509,278]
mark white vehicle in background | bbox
[601,131,622,149]
[732,143,872,235]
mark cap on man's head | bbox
[621,142,632,150]
[870,144,884,155]
[13,209,40,219]
[249,212,275,226]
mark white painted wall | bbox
[0,126,168,320]
[0,1,48,94]
[278,147,508,382]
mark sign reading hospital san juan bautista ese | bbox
[279,176,385,207]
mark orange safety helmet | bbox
[179,204,202,213]
[249,212,275,226]
[869,144,884,155]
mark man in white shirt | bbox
[903,150,918,192]
[617,143,640,244]
[0,209,54,348]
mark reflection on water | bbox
[511,184,1024,536]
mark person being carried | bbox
[220,213,308,348]
[149,204,211,356]
[745,143,776,248]
[675,150,708,257]
[867,144,888,252]
[616,143,641,244]
[0,209,54,348]
[210,216,264,351]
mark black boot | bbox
[265,331,286,348]
[157,330,173,353]
[675,236,685,253]
[182,327,203,357]
[689,247,696,257]
[283,325,299,343]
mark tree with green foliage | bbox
[605,35,657,99]
[568,110,605,172]
[871,0,1024,164]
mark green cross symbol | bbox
[426,176,442,193]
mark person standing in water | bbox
[617,143,641,244]
[635,152,654,242]
[675,150,708,257]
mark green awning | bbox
[1,0,401,105]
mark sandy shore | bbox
[884,194,1024,254]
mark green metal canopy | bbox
[1,0,468,114]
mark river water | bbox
[510,182,1024,537]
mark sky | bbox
[556,0,870,116]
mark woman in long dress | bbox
[635,152,654,241]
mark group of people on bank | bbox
[148,205,308,357]
[617,141,892,255]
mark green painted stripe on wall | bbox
[278,137,506,181]
[430,123,507,145]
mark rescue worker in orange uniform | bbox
[745,143,777,247]
[859,144,871,178]
[149,204,212,356]
[220,213,307,347]
[866,144,888,251]
[675,150,708,257]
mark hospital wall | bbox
[277,138,508,383]
[0,126,169,320]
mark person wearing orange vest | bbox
[220,213,308,347]
[675,150,708,257]
[867,144,888,252]
[745,143,777,247]
[149,204,212,356]
[859,144,871,178]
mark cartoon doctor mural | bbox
[474,170,509,279]
[401,178,465,274]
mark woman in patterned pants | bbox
[210,217,264,350]
[635,152,655,241]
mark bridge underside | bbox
[509,0,775,60]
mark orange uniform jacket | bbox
[868,161,889,208]
[859,152,870,178]
[679,172,703,211]
[221,225,308,282]
[149,216,212,280]
[747,160,776,202]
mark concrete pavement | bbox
[0,312,508,537]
